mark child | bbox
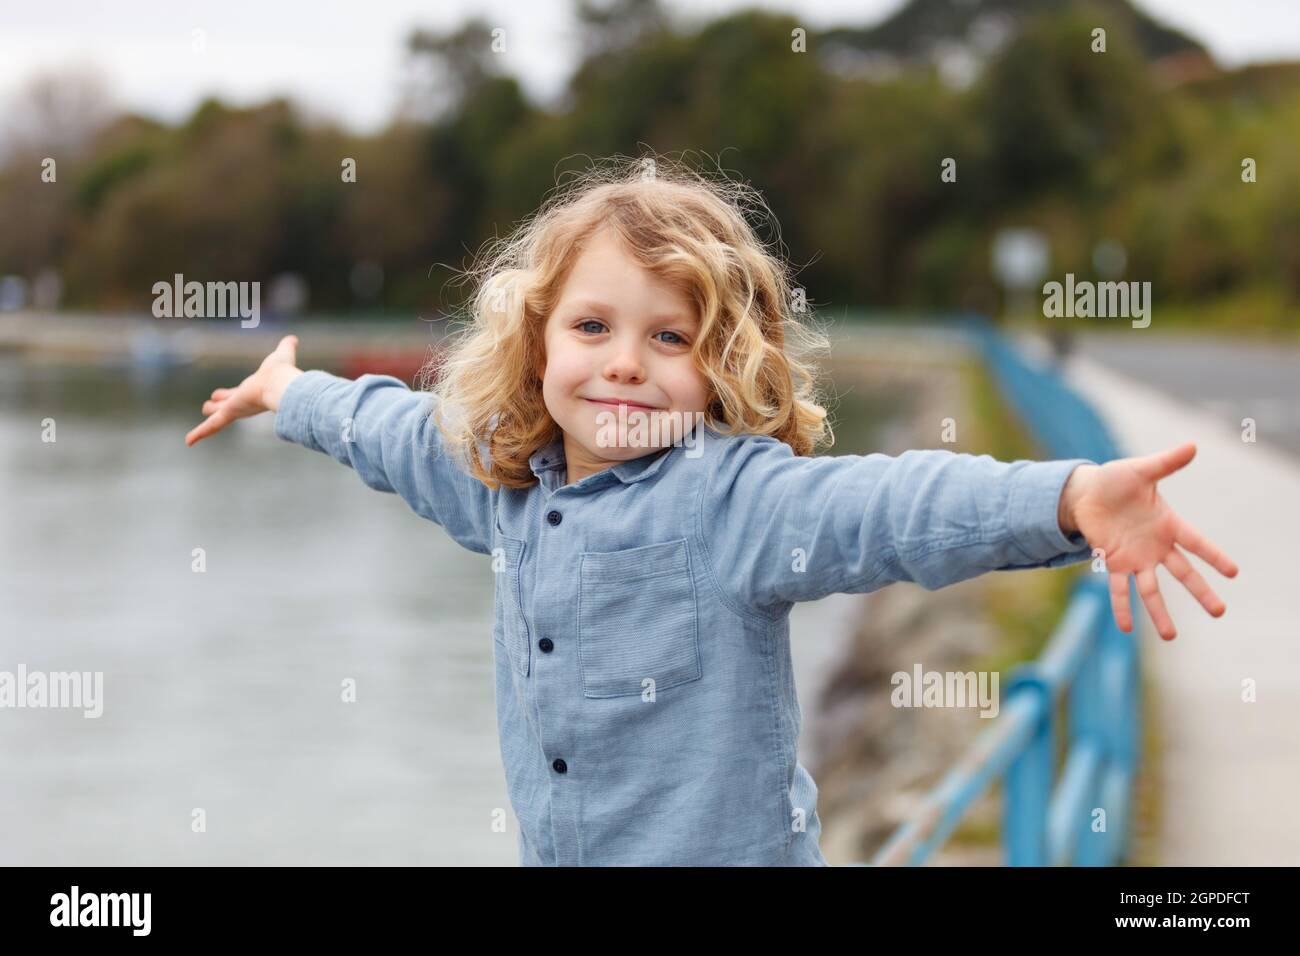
[185,158,1237,866]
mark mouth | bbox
[584,398,662,412]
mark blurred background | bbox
[2,0,1297,865]
[3,0,1298,327]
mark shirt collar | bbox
[528,438,567,479]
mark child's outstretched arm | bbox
[702,438,1236,639]
[185,335,494,555]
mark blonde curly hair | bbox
[420,153,834,490]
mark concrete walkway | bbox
[1061,352,1300,865]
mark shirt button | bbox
[552,758,567,774]
[538,638,554,653]
[547,510,562,526]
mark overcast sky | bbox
[3,0,1298,134]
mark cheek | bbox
[543,348,588,392]
[664,368,711,406]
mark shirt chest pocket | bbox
[577,538,701,699]
[493,533,531,676]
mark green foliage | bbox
[74,145,155,213]
[976,8,1162,202]
[0,0,1293,329]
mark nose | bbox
[602,344,646,383]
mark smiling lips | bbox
[585,398,661,411]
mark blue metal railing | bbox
[865,316,1141,866]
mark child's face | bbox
[538,227,712,484]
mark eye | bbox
[575,318,689,345]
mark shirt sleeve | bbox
[273,369,495,555]
[700,436,1095,617]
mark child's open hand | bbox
[1060,442,1239,640]
[185,334,303,447]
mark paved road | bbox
[1062,331,1300,460]
[1059,346,1300,865]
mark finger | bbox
[185,410,229,447]
[210,387,232,400]
[1133,442,1195,482]
[1175,517,1239,578]
[276,334,298,362]
[202,399,220,415]
[1163,545,1226,618]
[1109,571,1133,633]
[1137,567,1177,640]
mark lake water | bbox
[0,353,900,865]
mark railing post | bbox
[1002,665,1053,865]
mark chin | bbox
[583,433,665,458]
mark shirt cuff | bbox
[1005,458,1096,564]
[273,369,335,448]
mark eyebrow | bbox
[564,299,699,327]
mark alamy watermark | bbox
[152,273,260,328]
[50,886,150,935]
[594,408,706,458]
[1042,273,1150,329]
[1,665,103,718]
[891,664,999,718]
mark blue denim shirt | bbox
[275,370,1094,866]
